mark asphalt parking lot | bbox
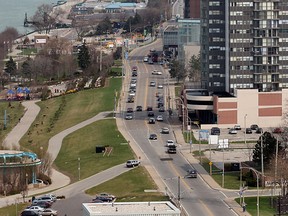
[192,128,263,142]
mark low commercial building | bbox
[82,201,180,216]
[182,88,288,129]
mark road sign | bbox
[209,161,213,166]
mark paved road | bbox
[121,39,237,216]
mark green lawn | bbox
[0,101,25,145]
[54,119,134,182]
[86,166,168,202]
[20,78,122,155]
[235,196,283,216]
[0,202,28,216]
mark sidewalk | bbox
[165,83,250,216]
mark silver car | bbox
[40,208,58,216]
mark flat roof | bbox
[83,201,180,215]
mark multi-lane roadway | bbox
[121,39,237,216]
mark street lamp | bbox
[241,167,260,216]
[244,114,251,161]
[78,157,81,181]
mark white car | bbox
[166,140,175,147]
[143,56,149,62]
[126,160,140,168]
[152,70,162,75]
[156,115,163,121]
[157,84,164,89]
[25,206,44,213]
[229,128,237,134]
[150,81,156,87]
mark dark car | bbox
[127,96,134,103]
[158,102,164,108]
[20,211,40,216]
[148,111,154,117]
[127,108,133,113]
[250,124,259,130]
[211,127,220,135]
[245,128,252,134]
[147,106,153,111]
[159,107,165,112]
[132,71,137,77]
[273,127,283,134]
[186,169,197,178]
[148,118,156,124]
[167,145,177,154]
[255,127,263,134]
[149,134,157,140]
[136,106,142,111]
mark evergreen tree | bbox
[252,132,282,167]
[169,59,186,82]
[77,42,90,70]
[21,58,32,80]
[5,56,17,75]
[188,54,201,81]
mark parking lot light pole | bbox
[78,157,81,181]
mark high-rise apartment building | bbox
[201,0,288,95]
[184,0,201,18]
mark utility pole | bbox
[78,157,81,181]
[260,131,264,185]
[177,176,180,201]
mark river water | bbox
[0,0,56,35]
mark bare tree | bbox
[39,152,53,177]
[0,27,19,61]
[31,4,63,33]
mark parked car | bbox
[234,125,241,130]
[157,84,164,89]
[245,128,253,134]
[250,124,259,130]
[136,106,142,111]
[40,208,58,216]
[148,118,156,124]
[186,169,197,178]
[32,196,54,205]
[31,201,51,208]
[93,193,116,202]
[152,70,162,75]
[156,115,163,121]
[273,127,283,134]
[25,206,44,213]
[150,81,156,87]
[125,114,133,120]
[149,134,157,140]
[211,127,220,135]
[161,127,169,134]
[143,56,149,62]
[229,128,237,134]
[255,127,263,134]
[20,210,40,216]
[126,160,140,168]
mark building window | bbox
[209,1,220,6]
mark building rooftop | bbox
[82,201,180,215]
